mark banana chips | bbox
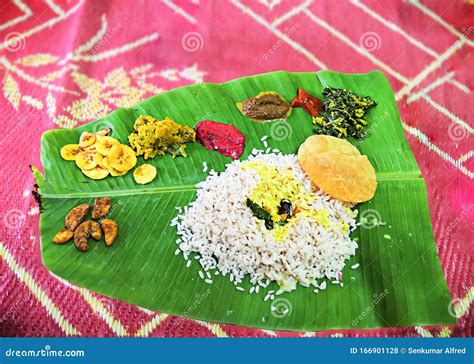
[60,129,137,180]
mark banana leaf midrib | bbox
[39,170,424,199]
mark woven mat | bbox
[0,0,472,337]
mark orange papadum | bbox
[298,135,376,203]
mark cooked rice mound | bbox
[173,152,358,294]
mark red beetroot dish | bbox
[195,120,246,160]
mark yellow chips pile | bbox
[298,135,376,203]
[60,129,137,180]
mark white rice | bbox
[174,152,358,296]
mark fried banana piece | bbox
[52,227,74,244]
[89,220,102,240]
[92,197,112,220]
[74,221,90,252]
[101,219,118,246]
[65,203,90,231]
[96,128,112,136]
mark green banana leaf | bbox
[38,70,454,331]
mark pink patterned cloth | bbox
[0,0,472,337]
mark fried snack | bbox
[60,144,81,161]
[61,128,135,180]
[74,221,90,252]
[92,197,112,219]
[298,135,359,179]
[82,144,97,153]
[75,151,97,170]
[101,157,110,169]
[89,220,102,240]
[101,219,118,246]
[65,203,90,231]
[95,153,106,168]
[133,164,157,184]
[108,144,137,172]
[298,135,359,157]
[302,151,376,203]
[298,135,376,203]
[52,227,74,244]
[96,135,120,156]
[108,165,127,176]
[96,127,112,136]
[79,132,96,148]
[82,165,109,180]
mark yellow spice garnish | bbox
[242,160,337,241]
